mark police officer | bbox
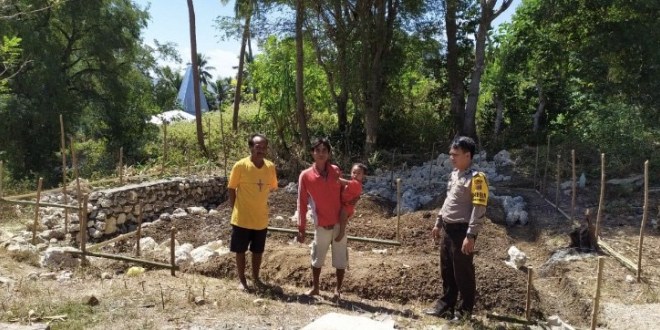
[424,136,488,320]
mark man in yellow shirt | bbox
[228,133,278,291]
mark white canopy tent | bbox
[148,110,196,125]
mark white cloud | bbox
[172,47,240,81]
[206,48,240,79]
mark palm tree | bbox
[220,0,257,131]
[186,0,208,156]
[196,53,215,87]
[213,77,234,108]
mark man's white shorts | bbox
[311,224,348,269]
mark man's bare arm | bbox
[228,188,237,209]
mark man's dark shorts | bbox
[230,225,268,253]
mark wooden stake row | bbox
[0,160,3,198]
[535,144,651,281]
[31,178,43,245]
[59,114,69,234]
[397,178,401,242]
[266,227,401,246]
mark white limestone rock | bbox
[504,245,527,269]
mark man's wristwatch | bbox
[466,233,477,240]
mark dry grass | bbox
[1,252,467,329]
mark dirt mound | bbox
[125,189,543,317]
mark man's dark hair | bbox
[248,133,268,147]
[353,163,368,175]
[451,136,476,158]
[310,137,332,152]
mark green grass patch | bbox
[51,302,97,330]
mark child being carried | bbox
[335,163,367,242]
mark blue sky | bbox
[134,0,241,79]
[135,0,521,81]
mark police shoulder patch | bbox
[471,172,488,206]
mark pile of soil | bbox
[136,189,543,319]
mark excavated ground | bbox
[95,176,659,328]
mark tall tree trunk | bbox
[232,15,251,131]
[533,82,546,133]
[464,0,513,141]
[187,0,207,155]
[361,0,398,154]
[358,0,376,153]
[311,0,350,140]
[247,34,257,101]
[445,0,512,139]
[295,0,310,151]
[444,0,466,136]
[463,7,489,140]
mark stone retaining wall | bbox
[83,176,226,240]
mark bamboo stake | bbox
[162,122,168,175]
[80,194,89,253]
[390,149,396,187]
[5,173,159,200]
[525,267,533,320]
[136,203,143,257]
[31,178,43,245]
[59,114,69,233]
[598,239,637,273]
[0,160,4,198]
[119,147,124,185]
[596,153,605,238]
[170,227,177,276]
[555,154,561,213]
[70,138,84,258]
[542,136,550,194]
[220,112,227,177]
[428,142,436,185]
[397,178,402,242]
[69,138,83,210]
[535,190,572,221]
[65,250,178,270]
[267,227,401,245]
[571,149,576,221]
[0,197,79,210]
[87,230,138,251]
[590,257,604,330]
[637,160,649,282]
[533,145,539,190]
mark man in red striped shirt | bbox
[297,138,347,300]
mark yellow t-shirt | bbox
[228,157,278,230]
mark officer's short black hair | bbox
[451,136,476,159]
[248,133,268,147]
[311,137,332,153]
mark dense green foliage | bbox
[480,0,659,175]
[0,0,657,188]
[0,0,159,185]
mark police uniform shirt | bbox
[438,168,489,236]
